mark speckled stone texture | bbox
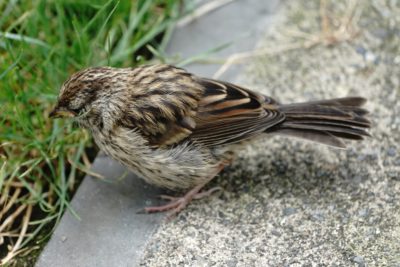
[141,1,400,266]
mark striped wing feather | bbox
[136,74,285,147]
[190,78,285,146]
[124,65,369,149]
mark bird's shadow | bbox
[205,140,371,205]
[97,138,373,217]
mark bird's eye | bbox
[69,108,81,116]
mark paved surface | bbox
[35,155,165,267]
[36,0,280,266]
[170,0,280,80]
[141,1,400,266]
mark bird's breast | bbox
[90,126,218,190]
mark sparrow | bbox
[50,64,370,215]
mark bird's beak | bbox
[49,106,75,119]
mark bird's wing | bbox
[125,65,285,147]
[190,78,285,147]
[122,65,202,146]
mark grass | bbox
[0,0,183,265]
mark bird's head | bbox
[50,67,112,118]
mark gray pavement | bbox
[169,0,280,80]
[36,0,280,266]
[141,0,400,266]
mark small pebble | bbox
[311,211,325,222]
[387,147,397,157]
[283,207,297,216]
[387,170,399,179]
[352,175,363,184]
[226,259,238,267]
[358,208,369,218]
[352,255,365,267]
[271,229,281,237]
[355,46,367,56]
[365,51,377,63]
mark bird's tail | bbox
[268,97,371,148]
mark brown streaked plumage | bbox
[50,64,371,216]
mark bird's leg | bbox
[159,186,222,202]
[143,161,228,217]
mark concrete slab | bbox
[169,0,280,80]
[36,1,280,266]
[140,1,400,266]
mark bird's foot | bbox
[144,186,222,218]
[140,160,229,219]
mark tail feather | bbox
[285,118,369,128]
[275,128,347,148]
[270,97,371,148]
[285,113,370,127]
[282,96,367,107]
[281,122,369,139]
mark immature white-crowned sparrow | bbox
[50,64,370,215]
